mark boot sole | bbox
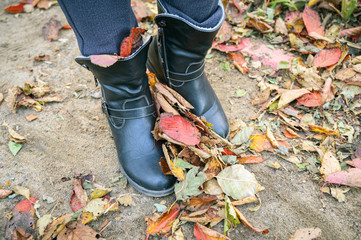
[116,159,175,197]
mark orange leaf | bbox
[229,52,249,74]
[237,155,265,164]
[249,135,272,152]
[162,145,185,181]
[146,203,180,239]
[313,48,342,67]
[194,223,231,240]
[204,157,222,180]
[296,91,323,107]
[234,207,269,234]
[182,194,218,212]
[159,113,200,146]
[61,24,71,29]
[120,27,146,58]
[12,197,37,212]
[309,125,340,136]
[4,4,24,14]
[302,6,324,36]
[283,128,301,139]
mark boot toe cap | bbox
[202,101,230,138]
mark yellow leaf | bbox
[117,194,136,206]
[309,125,340,136]
[249,135,272,152]
[91,187,112,199]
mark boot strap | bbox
[102,101,155,120]
[167,60,205,82]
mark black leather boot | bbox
[75,38,175,197]
[147,1,230,138]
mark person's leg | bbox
[147,0,230,137]
[57,0,176,196]
[58,0,137,56]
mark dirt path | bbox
[1,1,360,239]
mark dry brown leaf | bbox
[42,17,62,41]
[2,122,27,143]
[216,21,233,43]
[162,84,194,110]
[26,114,38,122]
[0,189,14,199]
[278,89,310,109]
[321,77,334,104]
[117,194,135,206]
[289,227,322,240]
[275,18,288,35]
[156,92,179,115]
[57,221,104,240]
[266,126,279,148]
[319,150,341,176]
[42,213,73,240]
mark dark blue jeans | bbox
[58,0,223,56]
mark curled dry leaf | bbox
[162,144,185,181]
[120,27,146,58]
[289,227,322,240]
[2,122,27,143]
[217,164,264,200]
[278,88,310,109]
[146,203,180,239]
[345,158,361,168]
[233,206,269,234]
[229,52,249,74]
[4,211,35,239]
[194,223,231,240]
[309,125,339,136]
[159,113,200,146]
[181,194,218,212]
[325,168,361,188]
[275,18,288,35]
[216,21,232,44]
[42,213,73,240]
[13,185,30,199]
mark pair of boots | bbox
[75,3,229,197]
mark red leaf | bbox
[229,52,248,74]
[340,26,361,38]
[194,223,231,240]
[69,178,88,212]
[345,158,361,168]
[159,113,200,146]
[296,91,323,107]
[313,48,342,67]
[302,6,324,36]
[4,4,24,14]
[212,41,244,52]
[120,27,146,58]
[12,197,37,212]
[146,203,180,239]
[89,55,119,68]
[325,168,361,187]
[221,148,236,155]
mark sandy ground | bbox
[1,1,361,239]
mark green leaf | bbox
[277,61,290,70]
[8,141,23,156]
[174,167,207,201]
[217,164,264,200]
[154,203,167,212]
[174,158,194,169]
[230,126,254,145]
[341,0,357,21]
[221,155,238,165]
[224,195,240,235]
[221,62,230,71]
[236,89,247,97]
[268,100,278,111]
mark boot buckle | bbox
[101,101,110,119]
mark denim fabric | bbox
[58,0,221,56]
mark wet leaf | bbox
[70,178,88,212]
[159,113,200,146]
[42,17,62,41]
[120,27,146,58]
[146,203,180,239]
[174,167,207,201]
[57,221,104,240]
[217,164,264,200]
[4,4,24,13]
[302,7,324,36]
[249,135,272,152]
[89,55,118,68]
[278,88,310,109]
[117,194,135,206]
[296,91,323,107]
[289,227,322,240]
[313,48,342,67]
[325,168,361,187]
[194,223,231,240]
[9,141,23,156]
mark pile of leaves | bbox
[0,173,134,239]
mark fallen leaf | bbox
[117,194,135,206]
[4,211,35,239]
[216,21,233,44]
[120,27,146,58]
[70,178,88,212]
[0,189,14,199]
[233,207,269,234]
[340,26,361,38]
[42,17,63,41]
[313,48,342,67]
[224,195,240,235]
[174,167,207,201]
[37,0,56,10]
[3,122,27,143]
[249,135,272,152]
[278,89,310,109]
[319,149,340,177]
[163,144,185,181]
[237,155,265,164]
[230,126,254,145]
[321,78,334,104]
[26,114,38,122]
[37,214,53,236]
[194,223,231,240]
[345,158,361,168]
[4,4,24,13]
[325,168,361,187]
[303,6,324,36]
[309,125,340,136]
[296,91,323,107]
[42,213,73,240]
[57,221,104,240]
[229,52,249,74]
[61,24,71,29]
[34,54,50,61]
[131,0,155,22]
[89,55,118,68]
[322,186,350,202]
[289,227,322,240]
[204,157,222,180]
[91,187,112,200]
[159,113,200,146]
[8,141,23,156]
[11,227,34,240]
[13,186,30,200]
[13,198,37,213]
[146,204,180,239]
[266,126,279,148]
[182,194,218,212]
[275,18,288,35]
[203,179,224,196]
[169,227,184,240]
[217,164,264,200]
[283,128,301,139]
